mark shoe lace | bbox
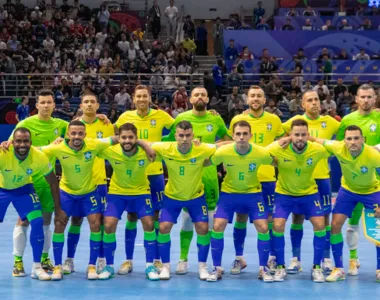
[88,266,96,273]
[232,259,241,269]
[15,261,23,270]
[330,268,341,276]
[53,266,61,274]
[122,261,131,268]
[43,258,54,267]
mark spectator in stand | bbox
[227,88,245,119]
[282,19,295,30]
[213,17,224,56]
[99,87,113,104]
[302,19,314,30]
[289,93,304,116]
[256,18,270,30]
[329,109,341,121]
[368,5,379,16]
[356,5,365,16]
[302,80,313,93]
[295,48,307,61]
[98,4,110,29]
[16,96,29,122]
[108,108,119,123]
[333,78,348,101]
[195,20,208,55]
[361,18,373,30]
[182,34,197,54]
[303,5,316,16]
[164,59,177,76]
[56,100,76,121]
[203,70,217,100]
[177,59,192,74]
[227,65,242,87]
[353,49,370,60]
[213,59,224,98]
[285,78,301,97]
[225,39,239,61]
[240,46,254,60]
[265,76,281,102]
[349,76,361,96]
[321,54,332,84]
[173,87,189,111]
[286,7,298,16]
[260,56,276,82]
[117,33,130,58]
[132,27,144,41]
[183,15,195,40]
[313,79,330,96]
[253,1,265,27]
[165,0,178,39]
[265,99,283,118]
[337,90,353,115]
[322,94,337,111]
[321,19,336,30]
[114,86,132,110]
[339,19,351,30]
[334,48,350,60]
[149,0,161,40]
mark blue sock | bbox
[290,223,303,260]
[144,230,157,263]
[258,232,270,267]
[331,233,344,268]
[211,231,224,267]
[89,232,101,265]
[273,231,285,266]
[154,221,160,260]
[103,232,116,265]
[29,217,44,263]
[99,225,105,259]
[377,246,380,270]
[197,233,210,263]
[324,225,331,259]
[53,233,64,266]
[268,221,275,256]
[233,221,247,257]
[313,230,326,266]
[157,233,171,263]
[67,225,81,258]
[125,221,137,260]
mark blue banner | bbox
[223,30,380,60]
[363,208,380,246]
[275,16,380,30]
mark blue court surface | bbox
[1,206,380,300]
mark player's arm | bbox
[308,136,326,145]
[373,144,380,153]
[215,140,233,147]
[44,172,67,225]
[216,115,232,141]
[136,139,156,161]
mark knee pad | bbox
[346,224,359,250]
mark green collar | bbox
[122,145,139,158]
[290,142,308,155]
[177,143,193,155]
[233,143,252,156]
[64,139,85,153]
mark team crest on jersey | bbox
[84,151,92,161]
[54,128,59,136]
[150,120,157,127]
[370,124,377,132]
[360,166,368,174]
[321,122,327,129]
[206,124,213,132]
[266,123,272,131]
[248,163,257,172]
[138,159,145,167]
[26,168,33,175]
[96,131,103,138]
[190,158,196,163]
[306,158,313,166]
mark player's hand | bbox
[145,148,156,162]
[52,137,64,145]
[192,138,201,146]
[0,140,12,152]
[54,209,68,226]
[375,207,380,218]
[278,136,291,149]
[97,114,111,125]
[242,109,250,115]
[209,109,220,116]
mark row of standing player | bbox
[0,84,379,282]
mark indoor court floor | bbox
[0,206,379,300]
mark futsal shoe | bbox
[153,259,163,273]
[376,270,380,283]
[267,256,277,274]
[98,266,115,280]
[51,265,63,281]
[348,258,360,276]
[97,258,106,274]
[31,264,51,281]
[145,265,160,281]
[311,266,325,283]
[230,257,247,275]
[326,268,346,282]
[62,258,75,274]
[273,267,287,282]
[159,263,171,280]
[258,266,274,283]
[322,258,334,274]
[198,263,209,280]
[118,260,133,275]
[207,267,223,282]
[12,261,26,277]
[87,265,98,280]
[42,257,54,273]
[176,260,189,275]
[286,257,302,274]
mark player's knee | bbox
[54,219,66,233]
[71,216,84,227]
[195,222,208,235]
[159,222,172,234]
[255,222,268,234]
[103,222,116,234]
[17,217,29,226]
[273,221,285,233]
[331,219,344,234]
[127,213,138,222]
[213,219,227,232]
[141,217,154,231]
[88,219,101,232]
[42,212,53,225]
[236,213,248,223]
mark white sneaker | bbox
[326,268,346,282]
[322,258,334,274]
[145,265,160,281]
[153,259,163,274]
[273,267,287,282]
[159,264,171,280]
[258,266,274,283]
[98,266,115,280]
[175,260,189,275]
[207,267,223,282]
[118,260,133,275]
[230,257,247,275]
[62,258,75,275]
[198,263,209,280]
[348,258,360,276]
[51,265,63,281]
[87,265,98,280]
[267,256,277,274]
[31,265,51,281]
[96,258,106,274]
[376,270,380,283]
[286,257,302,274]
[312,267,325,283]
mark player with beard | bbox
[165,87,230,275]
[114,85,174,274]
[96,123,159,281]
[334,84,380,276]
[267,119,330,282]
[308,126,380,282]
[0,127,61,280]
[228,86,284,274]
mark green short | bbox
[34,185,55,213]
[202,166,219,211]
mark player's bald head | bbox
[301,90,321,114]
